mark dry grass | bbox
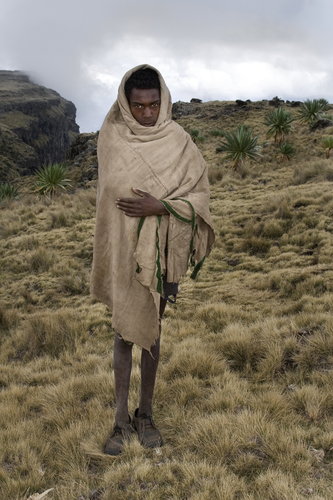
[1,102,333,499]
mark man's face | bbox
[129,88,160,127]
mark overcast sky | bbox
[1,0,332,132]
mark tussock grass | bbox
[2,105,333,498]
[29,247,56,273]
[293,159,333,184]
[5,309,88,360]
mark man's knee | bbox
[114,332,133,350]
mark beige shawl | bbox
[90,64,215,351]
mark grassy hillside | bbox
[1,101,333,500]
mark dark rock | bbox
[227,259,240,266]
[190,98,202,103]
[0,70,79,181]
[172,101,201,119]
[289,101,302,107]
[269,96,284,107]
[236,99,247,107]
[311,119,333,131]
[67,132,98,160]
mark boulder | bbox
[311,119,333,131]
[289,101,302,108]
[172,101,201,119]
[235,99,248,107]
[269,96,285,107]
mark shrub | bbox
[189,129,200,143]
[322,136,333,159]
[264,107,294,144]
[318,98,330,111]
[297,99,328,129]
[0,183,19,201]
[278,142,295,161]
[210,129,225,137]
[217,125,262,170]
[33,163,72,198]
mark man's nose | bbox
[143,106,152,117]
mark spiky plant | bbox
[279,142,295,162]
[297,99,327,129]
[318,98,330,111]
[0,183,19,201]
[264,107,294,144]
[217,125,262,170]
[33,163,71,198]
[210,129,224,137]
[189,129,200,143]
[322,136,333,159]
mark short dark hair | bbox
[124,68,160,101]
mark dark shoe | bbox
[132,408,163,448]
[104,418,132,456]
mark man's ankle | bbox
[138,406,152,417]
[115,412,131,424]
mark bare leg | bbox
[138,297,167,415]
[138,335,160,415]
[113,333,133,423]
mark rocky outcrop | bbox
[66,132,99,187]
[311,119,333,132]
[269,96,284,107]
[0,71,79,181]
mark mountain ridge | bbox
[0,71,79,181]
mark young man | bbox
[91,65,214,455]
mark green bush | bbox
[189,129,200,143]
[297,99,328,129]
[279,142,295,161]
[210,129,225,137]
[33,163,71,198]
[0,183,19,201]
[322,136,333,159]
[217,125,262,170]
[264,107,294,144]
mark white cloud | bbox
[0,0,332,131]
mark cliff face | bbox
[0,71,79,181]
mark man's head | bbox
[125,68,161,127]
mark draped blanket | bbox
[90,64,215,351]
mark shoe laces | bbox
[139,413,155,427]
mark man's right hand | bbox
[115,188,169,217]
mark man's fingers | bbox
[116,199,141,209]
[115,198,143,217]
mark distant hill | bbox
[0,71,79,181]
[65,97,333,188]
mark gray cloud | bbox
[1,0,332,131]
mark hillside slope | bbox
[1,98,333,500]
[0,71,79,182]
